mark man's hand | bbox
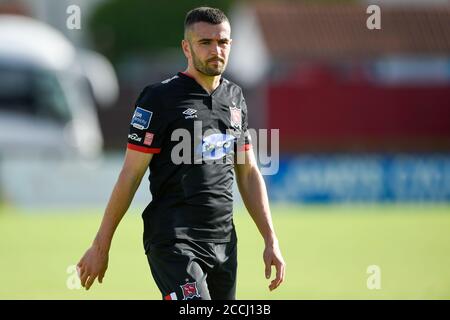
[75,150,151,291]
[263,242,286,291]
[77,244,109,290]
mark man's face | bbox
[184,21,232,76]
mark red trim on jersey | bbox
[127,143,161,154]
[238,144,252,151]
[164,292,177,300]
[180,71,195,79]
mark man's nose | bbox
[210,43,220,55]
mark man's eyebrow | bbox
[197,38,230,42]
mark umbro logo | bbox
[183,108,197,116]
[183,108,198,119]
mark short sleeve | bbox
[237,90,252,152]
[127,86,167,154]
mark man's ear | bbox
[181,39,190,59]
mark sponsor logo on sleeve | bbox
[143,132,154,146]
[131,107,153,130]
[128,133,142,142]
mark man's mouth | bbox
[208,58,224,63]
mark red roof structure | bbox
[253,3,450,61]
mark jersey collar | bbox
[178,71,224,96]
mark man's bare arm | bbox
[234,149,286,291]
[77,149,153,290]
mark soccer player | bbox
[77,6,285,300]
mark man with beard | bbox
[77,6,285,300]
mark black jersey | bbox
[126,72,251,250]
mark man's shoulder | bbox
[141,74,182,96]
[221,77,244,97]
[136,74,183,106]
[221,76,241,89]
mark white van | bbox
[0,14,118,159]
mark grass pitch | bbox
[1,204,449,299]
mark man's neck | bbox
[183,67,221,95]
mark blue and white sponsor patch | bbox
[195,133,236,160]
[131,107,153,130]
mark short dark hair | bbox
[184,6,229,37]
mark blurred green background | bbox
[1,204,449,299]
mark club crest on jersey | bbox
[131,107,152,130]
[229,105,241,129]
[180,281,200,300]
